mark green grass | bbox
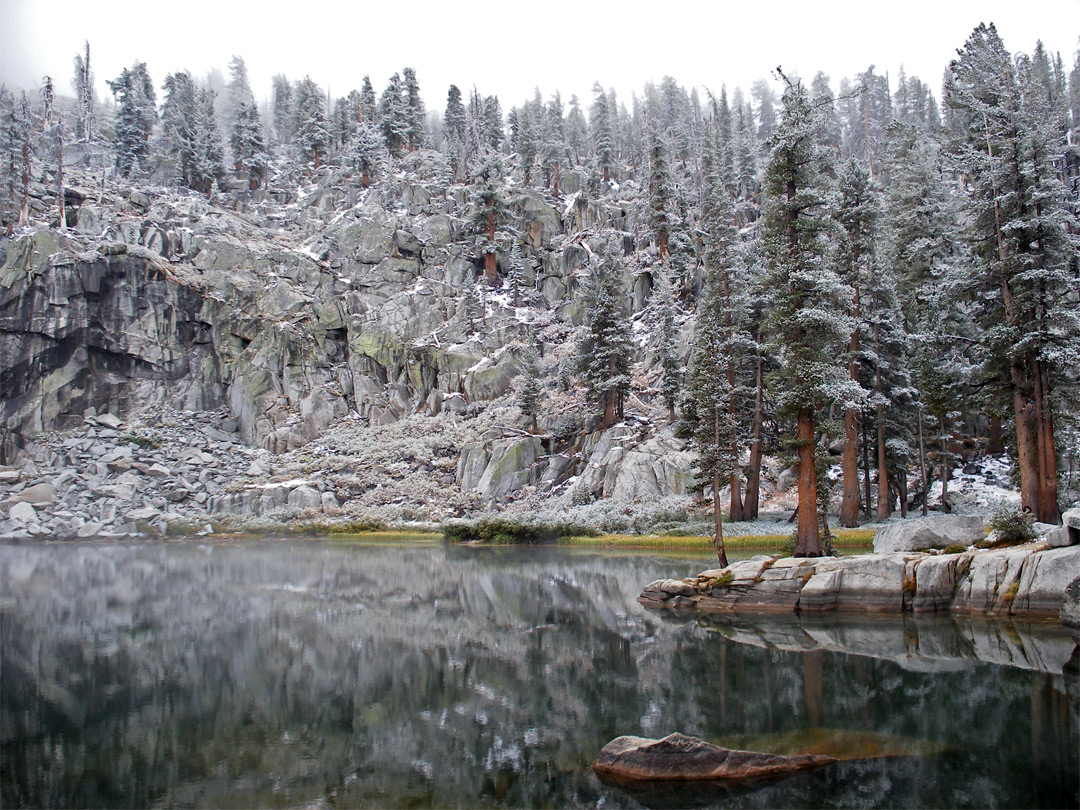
[555,527,877,551]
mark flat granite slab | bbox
[639,542,1080,621]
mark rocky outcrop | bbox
[1062,577,1080,629]
[640,543,1080,620]
[592,733,835,783]
[872,515,985,553]
[1045,506,1080,548]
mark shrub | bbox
[442,516,600,544]
[987,502,1036,546]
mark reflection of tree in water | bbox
[1,542,1077,809]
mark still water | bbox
[1,539,1077,809]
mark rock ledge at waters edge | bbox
[639,542,1080,621]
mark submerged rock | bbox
[592,733,835,782]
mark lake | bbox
[1,539,1077,808]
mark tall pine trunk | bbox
[483,210,499,285]
[1033,360,1061,523]
[861,417,873,517]
[840,262,861,527]
[743,355,764,519]
[940,428,951,512]
[917,408,928,516]
[875,402,890,519]
[1011,361,1040,515]
[795,406,822,556]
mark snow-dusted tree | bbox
[50,114,66,230]
[230,100,268,189]
[576,250,634,429]
[403,67,425,152]
[590,82,615,182]
[71,41,94,142]
[540,92,569,193]
[40,76,54,129]
[378,73,409,157]
[646,125,674,258]
[188,88,225,196]
[945,23,1080,524]
[835,157,876,526]
[0,88,22,233]
[565,94,589,166]
[516,343,542,432]
[506,240,527,306]
[762,73,857,556]
[751,78,777,142]
[348,122,385,188]
[482,95,504,152]
[224,55,253,136]
[468,152,512,285]
[811,72,842,161]
[513,98,540,185]
[359,76,376,126]
[651,264,681,423]
[462,271,482,335]
[271,74,293,145]
[107,63,156,178]
[294,76,330,168]
[161,71,198,187]
[444,85,466,144]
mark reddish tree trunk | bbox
[795,406,822,556]
[361,171,370,188]
[1033,361,1061,524]
[744,355,764,519]
[988,413,1004,454]
[1012,363,1040,515]
[875,402,890,520]
[840,286,861,526]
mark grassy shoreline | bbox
[556,528,877,551]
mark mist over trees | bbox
[3,21,1078,548]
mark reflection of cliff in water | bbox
[2,541,1077,809]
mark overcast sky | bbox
[1,0,1076,115]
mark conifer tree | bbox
[71,41,94,142]
[188,88,225,196]
[462,271,482,335]
[224,55,254,137]
[403,67,425,152]
[646,126,674,258]
[40,76,54,129]
[836,157,876,525]
[468,152,512,285]
[590,83,615,182]
[294,76,330,168]
[0,88,23,234]
[271,74,293,145]
[107,64,155,178]
[541,92,569,193]
[945,23,1079,523]
[161,71,197,187]
[565,95,589,166]
[445,85,466,144]
[482,96,504,152]
[649,264,681,423]
[506,240,527,306]
[762,73,858,556]
[517,343,542,432]
[359,76,377,126]
[50,114,66,230]
[379,73,409,157]
[576,250,634,429]
[230,100,268,189]
[348,122,385,188]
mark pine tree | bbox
[271,74,293,145]
[541,92,569,193]
[40,76,54,129]
[224,55,254,138]
[517,343,542,432]
[506,240,527,306]
[646,126,674,258]
[462,271,482,335]
[576,250,634,429]
[71,41,94,142]
[161,71,198,188]
[482,96,504,152]
[945,23,1079,523]
[379,73,409,157]
[468,152,512,285]
[445,85,466,144]
[348,122,385,188]
[230,100,268,189]
[403,67,425,152]
[590,83,615,182]
[50,114,66,230]
[762,73,858,556]
[835,157,876,526]
[294,76,330,169]
[107,64,155,178]
[566,94,589,166]
[188,88,225,196]
[1,88,21,234]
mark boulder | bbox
[8,502,38,524]
[873,515,984,553]
[1046,507,1080,548]
[1061,577,1080,629]
[592,733,835,782]
[287,485,322,510]
[11,483,56,505]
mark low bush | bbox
[443,516,600,544]
[987,502,1036,546]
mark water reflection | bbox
[1,540,1077,809]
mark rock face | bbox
[873,515,985,553]
[1060,577,1080,629]
[640,543,1080,620]
[592,733,835,782]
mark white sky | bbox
[1,0,1077,115]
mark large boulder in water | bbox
[873,515,984,554]
[592,733,835,782]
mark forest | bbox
[1,23,1078,556]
